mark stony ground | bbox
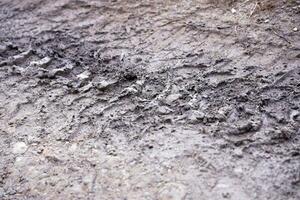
[0,0,300,199]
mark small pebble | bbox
[77,70,91,80]
[12,142,28,154]
[231,8,237,14]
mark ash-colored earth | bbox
[0,0,299,199]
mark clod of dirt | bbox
[157,106,174,115]
[184,110,205,124]
[29,57,51,68]
[77,70,91,80]
[0,45,7,54]
[0,49,32,67]
[95,80,115,91]
[48,63,74,77]
[165,93,182,105]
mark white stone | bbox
[12,142,28,154]
[77,70,91,80]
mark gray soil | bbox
[0,0,300,199]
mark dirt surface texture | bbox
[0,0,300,199]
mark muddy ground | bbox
[0,0,299,199]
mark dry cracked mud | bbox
[0,0,300,199]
